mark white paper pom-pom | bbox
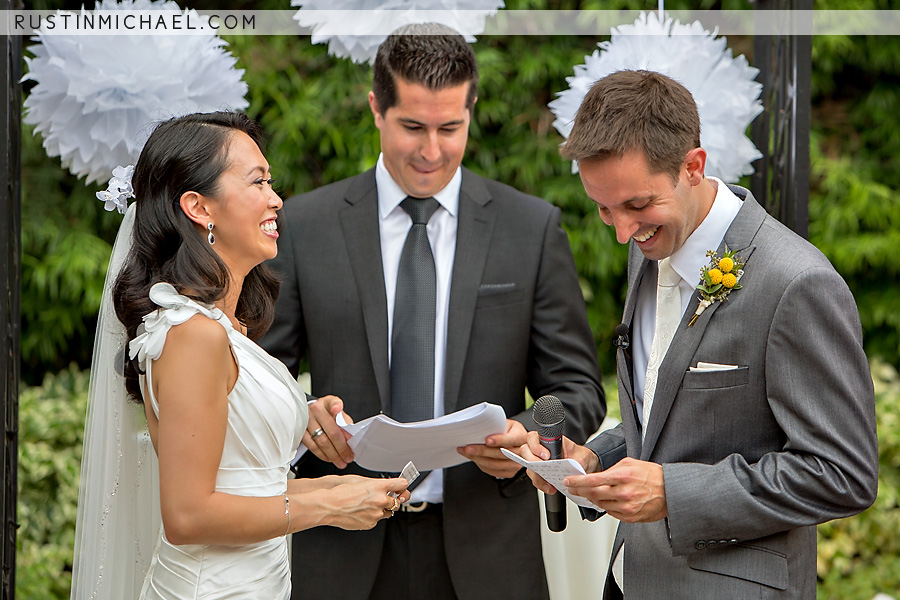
[550,12,763,183]
[23,0,249,184]
[292,0,504,65]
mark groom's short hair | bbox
[561,69,701,181]
[372,23,478,114]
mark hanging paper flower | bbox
[550,12,763,183]
[23,0,249,185]
[291,0,504,65]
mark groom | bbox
[520,70,878,599]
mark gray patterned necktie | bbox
[390,196,440,423]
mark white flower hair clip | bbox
[96,165,135,214]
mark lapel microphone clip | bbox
[614,323,630,350]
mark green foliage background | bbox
[817,361,900,599]
[17,366,88,599]
[15,1,900,598]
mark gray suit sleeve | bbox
[586,422,628,470]
[509,206,606,446]
[663,266,878,556]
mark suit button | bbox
[707,540,717,548]
[729,539,738,544]
[695,541,706,550]
[719,540,730,546]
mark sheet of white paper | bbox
[295,402,507,472]
[500,448,597,509]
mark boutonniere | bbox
[689,245,745,326]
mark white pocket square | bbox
[690,361,739,372]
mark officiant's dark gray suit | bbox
[261,166,605,600]
[587,187,878,599]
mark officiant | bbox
[259,23,605,600]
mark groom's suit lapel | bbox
[338,169,392,414]
[620,243,649,450]
[640,188,765,460]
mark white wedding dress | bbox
[131,282,308,600]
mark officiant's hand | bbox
[457,419,528,478]
[304,395,354,469]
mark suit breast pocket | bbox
[475,283,524,309]
[682,366,750,390]
[675,366,754,462]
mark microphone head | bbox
[532,395,565,439]
[614,322,630,350]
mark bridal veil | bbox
[70,203,160,599]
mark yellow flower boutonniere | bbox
[689,245,745,326]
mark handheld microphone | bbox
[532,395,566,532]
[614,323,630,350]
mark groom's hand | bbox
[520,431,599,495]
[563,457,667,523]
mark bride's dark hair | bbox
[114,111,280,402]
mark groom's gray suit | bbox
[262,166,605,600]
[587,187,878,599]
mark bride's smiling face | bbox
[203,132,283,276]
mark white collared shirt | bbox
[376,153,460,503]
[631,177,743,425]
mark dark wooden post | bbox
[1,0,23,596]
[751,0,813,238]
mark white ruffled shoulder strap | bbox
[129,282,232,369]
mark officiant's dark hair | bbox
[372,23,478,114]
[561,70,701,182]
[114,111,280,402]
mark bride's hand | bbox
[322,476,410,530]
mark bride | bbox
[70,111,409,599]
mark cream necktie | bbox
[642,257,682,438]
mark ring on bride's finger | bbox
[311,427,325,440]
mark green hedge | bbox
[16,365,87,599]
[16,363,899,599]
[817,360,900,599]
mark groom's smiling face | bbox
[369,77,473,199]
[578,148,712,261]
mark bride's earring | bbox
[207,222,215,245]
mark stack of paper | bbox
[297,402,508,472]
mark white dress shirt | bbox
[376,154,460,503]
[631,177,743,427]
